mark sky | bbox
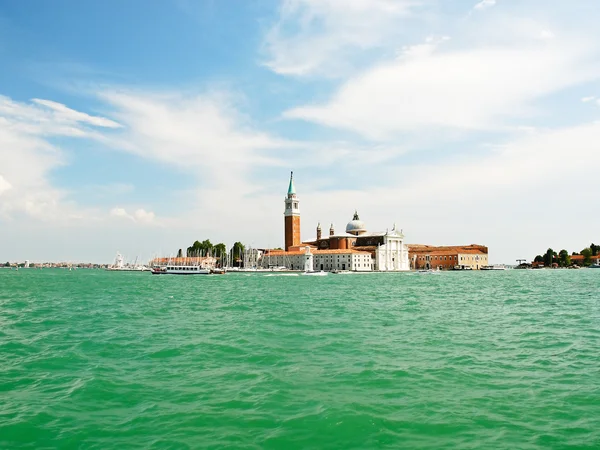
[1,0,600,264]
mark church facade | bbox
[256,172,410,272]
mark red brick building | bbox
[409,245,489,270]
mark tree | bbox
[591,243,599,256]
[232,242,245,267]
[558,249,571,267]
[534,255,543,263]
[543,248,556,267]
[581,248,592,266]
[187,239,214,257]
[4,261,9,267]
[213,243,226,258]
[177,249,183,258]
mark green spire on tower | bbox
[287,171,296,196]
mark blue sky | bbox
[1,0,600,263]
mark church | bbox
[257,172,410,272]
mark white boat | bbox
[481,265,507,270]
[163,264,210,275]
[301,271,328,276]
[590,264,600,269]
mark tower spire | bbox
[287,171,296,196]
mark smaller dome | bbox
[346,211,367,235]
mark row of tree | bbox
[534,243,598,267]
[178,240,246,266]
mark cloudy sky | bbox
[1,0,599,263]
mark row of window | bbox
[417,255,487,262]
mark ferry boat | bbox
[481,265,507,270]
[158,264,211,275]
[301,270,328,276]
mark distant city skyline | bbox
[1,0,600,264]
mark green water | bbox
[1,269,599,449]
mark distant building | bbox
[409,245,489,270]
[569,254,600,266]
[259,173,410,271]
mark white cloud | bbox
[473,0,496,11]
[581,96,596,102]
[32,98,122,128]
[99,89,293,193]
[0,95,122,222]
[284,37,600,139]
[110,207,157,224]
[263,0,417,76]
[0,175,12,196]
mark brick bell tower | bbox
[284,171,301,251]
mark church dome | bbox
[346,211,367,236]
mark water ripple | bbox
[1,269,600,448]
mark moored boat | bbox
[301,271,328,276]
[162,265,211,275]
[481,265,507,270]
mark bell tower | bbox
[284,171,301,250]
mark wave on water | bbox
[264,273,300,277]
[1,268,599,448]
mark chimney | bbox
[316,223,322,240]
[329,223,335,236]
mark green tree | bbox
[534,255,543,263]
[558,249,571,267]
[177,248,183,258]
[4,261,10,267]
[212,243,227,267]
[590,243,599,256]
[187,239,214,257]
[581,248,592,266]
[232,242,245,267]
[543,248,556,267]
[213,243,227,258]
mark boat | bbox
[151,267,167,275]
[162,264,211,275]
[481,265,507,270]
[590,264,600,269]
[301,271,328,276]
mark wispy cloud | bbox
[110,207,157,224]
[284,36,600,139]
[0,95,121,222]
[473,0,496,11]
[32,98,122,128]
[263,0,418,76]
